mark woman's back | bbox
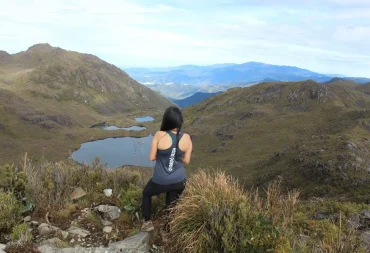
[150,131,192,185]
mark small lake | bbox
[135,116,154,122]
[98,125,146,131]
[71,135,155,168]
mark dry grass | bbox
[166,170,298,253]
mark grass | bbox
[184,80,370,201]
[166,170,368,253]
[0,43,172,165]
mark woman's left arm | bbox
[149,132,159,161]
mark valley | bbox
[0,44,172,164]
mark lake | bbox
[98,125,146,131]
[71,135,155,168]
[135,116,154,122]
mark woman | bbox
[141,106,193,232]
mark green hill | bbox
[0,44,172,164]
[184,80,370,201]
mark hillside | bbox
[0,44,172,164]
[183,80,370,201]
[171,91,222,108]
[125,62,370,87]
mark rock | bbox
[103,226,113,233]
[347,214,361,229]
[38,245,56,253]
[0,244,5,253]
[24,216,32,222]
[66,226,90,238]
[109,232,150,251]
[360,209,370,220]
[360,230,370,251]
[70,187,86,200]
[96,205,121,221]
[38,223,60,236]
[0,123,5,131]
[31,220,40,226]
[40,237,68,248]
[61,231,69,240]
[70,238,75,244]
[102,220,113,226]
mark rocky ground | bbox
[0,188,165,253]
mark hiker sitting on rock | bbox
[141,106,193,232]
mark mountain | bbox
[183,80,370,201]
[125,62,370,87]
[171,92,222,108]
[0,43,172,164]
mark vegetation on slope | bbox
[0,44,173,164]
[183,80,370,201]
[2,159,369,252]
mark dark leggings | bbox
[142,179,186,221]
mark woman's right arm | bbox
[182,134,193,164]
[149,131,159,161]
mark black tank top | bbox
[152,131,186,185]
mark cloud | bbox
[0,0,369,76]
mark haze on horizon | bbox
[1,0,370,77]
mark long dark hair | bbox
[160,106,183,159]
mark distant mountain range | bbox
[124,62,370,99]
[125,62,370,86]
[170,92,222,108]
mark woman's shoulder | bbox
[154,131,168,139]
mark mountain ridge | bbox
[0,43,172,164]
[183,80,370,200]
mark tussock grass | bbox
[166,170,367,253]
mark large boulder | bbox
[38,232,151,253]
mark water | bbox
[71,135,155,168]
[135,116,154,122]
[99,125,146,131]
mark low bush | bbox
[11,223,32,242]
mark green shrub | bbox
[0,190,21,233]
[0,164,27,199]
[118,183,142,214]
[11,223,32,242]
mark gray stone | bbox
[360,209,370,219]
[24,216,32,222]
[103,226,113,233]
[38,223,60,236]
[0,244,5,253]
[360,230,370,251]
[66,226,90,238]
[102,220,113,226]
[31,220,40,226]
[40,237,68,248]
[96,205,121,221]
[109,232,150,251]
[347,214,361,229]
[38,245,57,253]
[70,187,86,200]
[38,232,151,253]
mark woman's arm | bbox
[149,132,159,161]
[181,134,193,164]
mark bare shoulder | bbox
[182,133,192,141]
[155,131,168,139]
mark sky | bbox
[1,0,370,77]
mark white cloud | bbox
[0,0,369,76]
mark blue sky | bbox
[1,0,370,77]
